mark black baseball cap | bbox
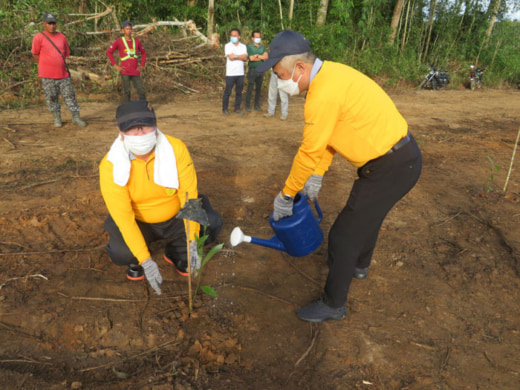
[116,100,156,132]
[256,30,311,72]
[42,13,57,23]
[121,21,132,28]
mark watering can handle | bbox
[313,199,323,223]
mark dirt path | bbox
[1,88,520,389]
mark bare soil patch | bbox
[1,88,520,389]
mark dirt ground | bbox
[1,87,520,390]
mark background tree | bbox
[1,0,520,94]
[389,0,405,45]
[207,0,215,39]
[316,0,329,26]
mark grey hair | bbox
[279,52,316,71]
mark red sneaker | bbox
[163,254,188,277]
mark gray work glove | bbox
[273,192,294,221]
[142,258,163,295]
[303,174,323,202]
[189,241,200,276]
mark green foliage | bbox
[486,156,501,192]
[190,230,223,313]
[200,285,218,297]
[2,0,520,92]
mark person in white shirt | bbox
[222,28,248,115]
[264,71,289,121]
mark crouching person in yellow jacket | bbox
[99,100,222,294]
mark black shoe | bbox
[222,109,229,116]
[296,300,346,323]
[234,109,244,115]
[254,105,262,112]
[164,254,188,276]
[127,264,145,281]
[354,267,368,280]
[245,106,252,112]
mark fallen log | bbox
[69,68,107,86]
[78,19,219,48]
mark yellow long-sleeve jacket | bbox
[99,134,198,264]
[282,61,408,197]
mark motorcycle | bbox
[469,65,485,90]
[419,64,450,90]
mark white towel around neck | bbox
[106,129,179,189]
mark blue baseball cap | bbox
[256,30,311,72]
[121,21,133,28]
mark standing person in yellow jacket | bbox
[107,21,146,102]
[99,101,222,294]
[256,31,422,322]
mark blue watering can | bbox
[230,193,323,257]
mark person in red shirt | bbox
[31,12,87,128]
[107,21,147,102]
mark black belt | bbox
[385,134,410,155]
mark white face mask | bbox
[277,64,302,96]
[124,130,157,155]
[254,38,261,44]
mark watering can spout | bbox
[230,227,251,246]
[250,235,286,251]
[230,227,286,251]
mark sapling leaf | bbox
[202,243,224,268]
[194,232,209,257]
[189,230,223,312]
[201,285,218,297]
[486,156,500,190]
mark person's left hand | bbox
[137,65,143,72]
[189,241,200,276]
[273,192,294,221]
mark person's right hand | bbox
[273,192,294,221]
[142,258,163,295]
[114,64,122,72]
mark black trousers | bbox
[323,134,422,308]
[103,194,223,267]
[222,75,244,111]
[245,68,264,109]
[121,75,146,102]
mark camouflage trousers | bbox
[41,77,80,112]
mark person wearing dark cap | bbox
[31,12,87,128]
[99,101,223,295]
[256,30,422,322]
[107,21,147,102]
